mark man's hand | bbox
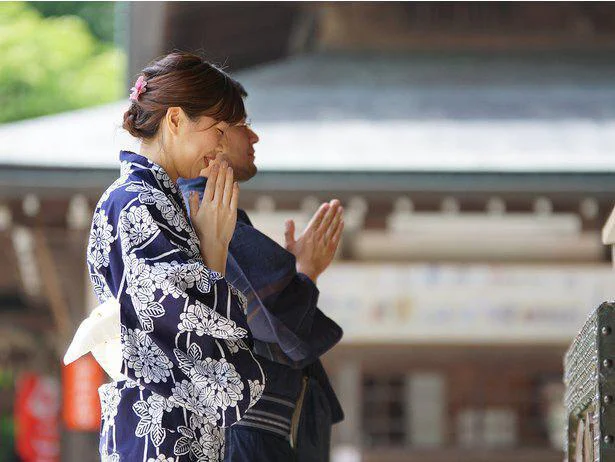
[284,199,344,283]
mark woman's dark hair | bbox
[123,52,247,139]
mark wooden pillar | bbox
[128,2,167,85]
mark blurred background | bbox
[2,2,615,461]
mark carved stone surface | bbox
[565,302,615,461]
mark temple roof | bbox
[1,51,615,175]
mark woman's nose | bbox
[249,128,259,144]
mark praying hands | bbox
[284,199,344,284]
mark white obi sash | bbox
[63,299,125,381]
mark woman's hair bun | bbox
[121,52,247,140]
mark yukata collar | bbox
[119,150,179,196]
[176,175,250,224]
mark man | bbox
[178,117,345,462]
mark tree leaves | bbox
[0,2,125,123]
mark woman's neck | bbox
[139,141,179,183]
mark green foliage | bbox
[0,368,13,388]
[0,2,126,123]
[0,416,15,462]
[28,1,118,44]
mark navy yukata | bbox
[178,176,344,462]
[87,151,265,462]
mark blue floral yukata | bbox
[86,151,265,462]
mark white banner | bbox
[317,263,615,344]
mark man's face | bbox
[216,119,260,182]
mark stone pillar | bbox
[331,360,363,462]
[602,206,615,265]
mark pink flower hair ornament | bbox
[129,75,148,101]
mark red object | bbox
[62,354,104,431]
[14,372,61,462]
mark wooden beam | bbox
[32,228,72,340]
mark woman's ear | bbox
[165,107,182,137]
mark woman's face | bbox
[169,110,230,180]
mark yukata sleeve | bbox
[115,199,265,427]
[266,271,320,338]
[261,267,343,368]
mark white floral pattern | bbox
[175,344,244,411]
[122,328,173,384]
[147,455,175,462]
[124,254,165,331]
[158,199,190,232]
[91,272,113,303]
[248,379,265,408]
[228,283,248,314]
[88,209,114,268]
[101,451,120,462]
[185,235,201,259]
[151,163,178,194]
[150,261,206,298]
[192,425,225,461]
[225,339,248,354]
[99,383,122,434]
[127,181,190,232]
[125,254,156,304]
[120,204,158,248]
[178,300,248,339]
[170,380,220,426]
[133,394,171,447]
[173,420,224,462]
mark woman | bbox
[87,52,265,462]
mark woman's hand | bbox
[284,199,344,283]
[188,160,239,275]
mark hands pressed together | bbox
[187,159,344,282]
[284,200,344,284]
[188,160,238,275]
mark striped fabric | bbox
[235,393,296,439]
